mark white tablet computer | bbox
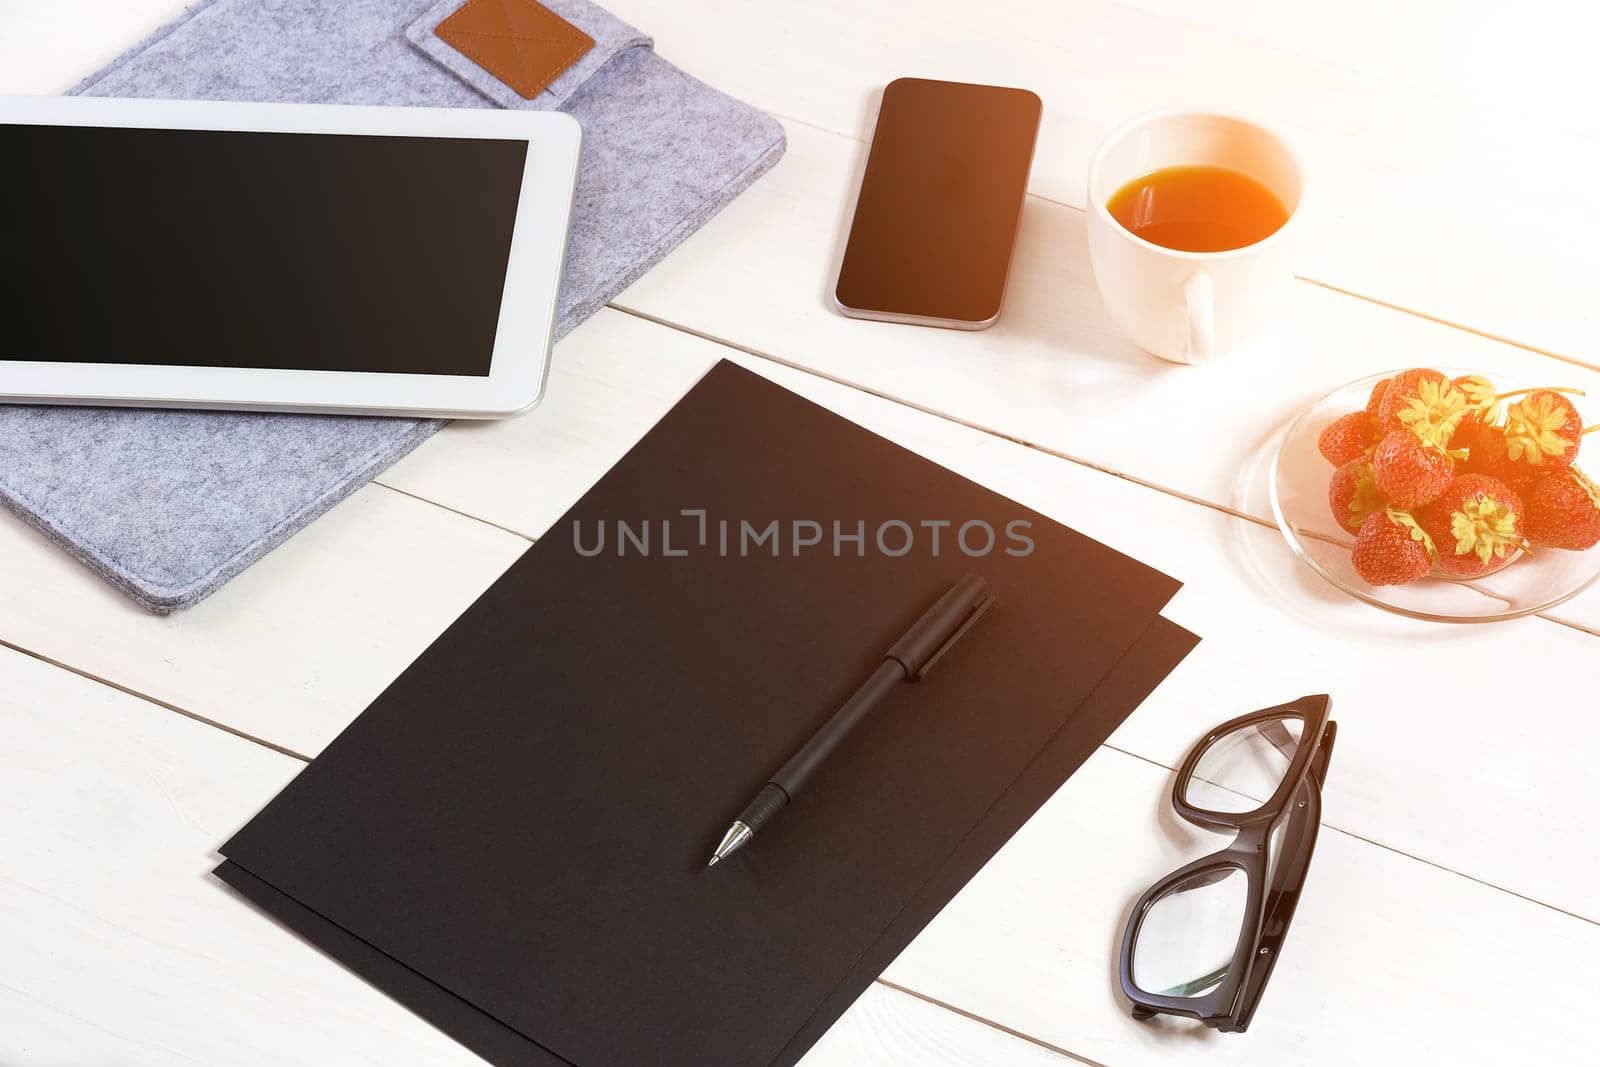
[0,95,581,418]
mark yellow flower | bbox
[1455,374,1500,422]
[1450,494,1520,564]
[1396,379,1469,448]
[1504,394,1574,465]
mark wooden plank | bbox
[0,643,485,1065]
[0,642,1079,1064]
[809,985,1077,1066]
[608,0,1600,365]
[1115,0,1600,139]
[602,120,1600,632]
[883,741,1600,1065]
[379,319,719,542]
[0,0,188,93]
[0,482,528,759]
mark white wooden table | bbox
[4,3,1598,1063]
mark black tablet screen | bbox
[1,124,529,376]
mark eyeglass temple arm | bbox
[1157,963,1230,999]
[1233,723,1336,1031]
[1309,720,1337,785]
[1255,718,1300,761]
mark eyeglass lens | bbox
[1131,866,1248,998]
[1184,716,1303,814]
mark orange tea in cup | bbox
[1106,165,1288,253]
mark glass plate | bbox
[1268,370,1600,622]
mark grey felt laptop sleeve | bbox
[0,0,784,612]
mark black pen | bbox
[708,574,995,867]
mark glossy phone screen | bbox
[835,78,1041,329]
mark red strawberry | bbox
[1449,374,1500,444]
[1365,377,1392,418]
[1352,508,1436,586]
[1459,422,1542,491]
[1317,411,1376,466]
[1378,369,1467,445]
[1503,390,1587,470]
[1418,474,1525,577]
[1376,368,1444,428]
[1371,431,1454,508]
[1524,467,1600,550]
[1328,458,1385,532]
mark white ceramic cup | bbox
[1086,110,1303,365]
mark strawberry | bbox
[1328,458,1385,532]
[1418,474,1525,577]
[1317,411,1376,466]
[1365,377,1392,418]
[1459,422,1542,491]
[1378,368,1468,445]
[1449,374,1500,444]
[1371,431,1454,508]
[1376,368,1444,430]
[1524,467,1600,550]
[1352,508,1436,586]
[1503,390,1587,470]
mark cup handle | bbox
[1184,272,1214,365]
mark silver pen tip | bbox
[707,820,753,869]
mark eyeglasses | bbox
[1119,695,1336,1033]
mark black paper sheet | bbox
[218,615,1195,1066]
[218,362,1194,1066]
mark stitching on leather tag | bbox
[435,0,596,100]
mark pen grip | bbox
[736,782,790,835]
[773,659,907,796]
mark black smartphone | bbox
[834,77,1041,330]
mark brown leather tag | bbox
[435,0,595,100]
